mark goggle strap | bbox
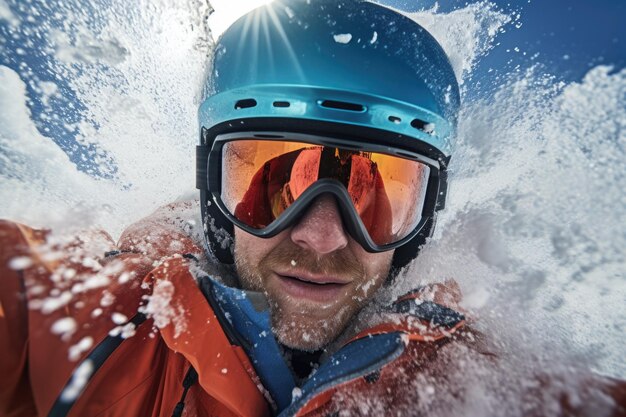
[435,167,448,211]
[196,145,209,190]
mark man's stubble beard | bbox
[234,240,376,351]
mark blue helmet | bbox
[197,0,460,271]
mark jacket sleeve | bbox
[607,380,626,416]
[0,220,40,416]
[0,220,125,417]
[0,208,203,417]
[542,373,626,417]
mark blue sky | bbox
[386,0,625,82]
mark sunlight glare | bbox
[209,0,277,40]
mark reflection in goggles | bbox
[221,140,429,246]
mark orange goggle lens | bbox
[221,139,430,246]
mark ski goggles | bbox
[203,132,443,252]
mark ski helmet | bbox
[196,0,460,272]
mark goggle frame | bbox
[202,130,444,253]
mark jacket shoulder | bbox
[0,208,206,416]
[117,200,207,260]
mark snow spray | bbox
[0,0,624,414]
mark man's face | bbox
[235,194,394,351]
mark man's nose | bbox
[290,194,349,254]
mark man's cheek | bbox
[354,273,386,301]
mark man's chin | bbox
[274,326,334,352]
[271,310,349,352]
[277,333,326,352]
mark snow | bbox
[38,81,59,107]
[0,0,208,236]
[100,291,115,307]
[360,278,376,294]
[395,64,626,379]
[462,286,490,310]
[0,65,120,233]
[403,2,512,84]
[0,0,625,413]
[109,322,137,339]
[39,291,73,314]
[333,33,353,44]
[0,0,18,27]
[60,359,94,401]
[140,279,187,337]
[71,275,110,293]
[51,317,78,338]
[291,387,302,401]
[68,336,94,361]
[51,27,129,66]
[370,31,378,44]
[8,256,33,270]
[63,268,77,280]
[111,312,128,325]
[118,272,131,284]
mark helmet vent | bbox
[235,99,257,109]
[411,118,435,135]
[273,101,291,108]
[388,116,402,124]
[319,100,365,113]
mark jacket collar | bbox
[191,273,466,416]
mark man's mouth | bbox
[274,271,350,303]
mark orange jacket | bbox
[1,203,624,417]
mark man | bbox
[0,0,624,416]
